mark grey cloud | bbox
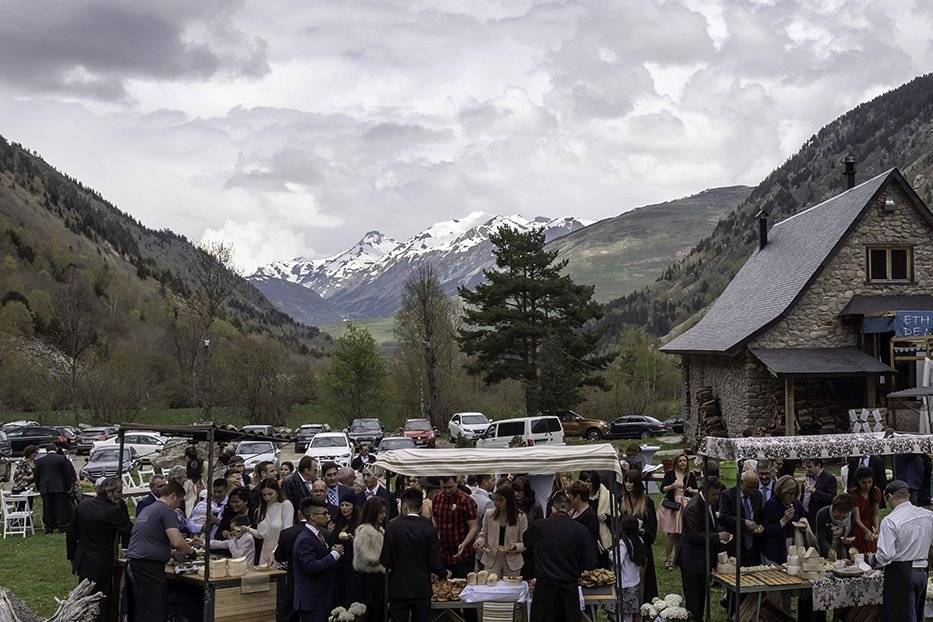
[361,122,453,143]
[0,1,269,101]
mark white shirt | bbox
[471,488,494,524]
[874,501,933,569]
[210,532,255,561]
[306,522,340,560]
[248,500,295,566]
[613,540,640,588]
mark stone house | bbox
[661,166,933,439]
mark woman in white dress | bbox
[248,478,294,566]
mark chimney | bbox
[756,209,769,250]
[843,155,856,190]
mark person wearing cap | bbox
[66,476,132,622]
[868,480,933,621]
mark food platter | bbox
[579,569,615,587]
[432,579,465,602]
[713,569,808,588]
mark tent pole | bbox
[203,424,214,622]
[734,459,741,622]
[117,429,125,484]
[703,455,710,622]
[610,470,620,620]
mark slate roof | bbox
[749,347,895,377]
[839,294,933,316]
[662,168,913,354]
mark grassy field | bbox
[321,317,397,346]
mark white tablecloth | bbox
[460,581,529,603]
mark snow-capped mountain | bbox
[248,212,590,325]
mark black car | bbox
[5,425,73,455]
[76,426,118,455]
[0,430,11,457]
[607,415,672,439]
[346,418,385,448]
[54,426,79,451]
[661,416,685,433]
[294,424,327,452]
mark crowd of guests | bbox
[55,439,933,622]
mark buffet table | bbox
[115,561,286,622]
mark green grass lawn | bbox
[321,317,397,346]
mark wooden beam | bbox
[785,376,796,436]
[867,374,877,407]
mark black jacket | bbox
[66,496,132,579]
[35,452,76,495]
[525,514,597,589]
[677,494,723,575]
[367,484,398,520]
[351,453,377,472]
[380,514,446,600]
[274,521,306,619]
[846,456,886,494]
[282,473,313,522]
[719,487,763,561]
[660,470,698,503]
[814,505,853,559]
[802,470,837,522]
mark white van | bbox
[475,416,565,448]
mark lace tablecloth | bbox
[810,571,884,611]
[459,581,529,603]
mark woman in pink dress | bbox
[657,453,698,568]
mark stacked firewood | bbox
[0,579,103,622]
[696,386,727,437]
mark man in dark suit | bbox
[275,502,308,622]
[801,459,837,523]
[362,467,398,520]
[135,475,166,518]
[381,488,448,622]
[719,470,764,565]
[678,479,729,622]
[524,494,597,622]
[66,476,132,622]
[293,498,345,622]
[847,455,887,506]
[283,456,318,522]
[35,444,77,533]
[310,479,340,521]
[351,445,377,472]
[321,461,354,507]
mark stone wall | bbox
[684,353,748,441]
[752,180,933,348]
[745,353,782,427]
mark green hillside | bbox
[549,186,751,302]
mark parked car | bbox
[607,415,672,439]
[77,426,118,455]
[448,412,491,441]
[475,416,565,449]
[661,416,685,433]
[53,426,79,451]
[5,425,73,455]
[0,431,11,457]
[376,436,416,452]
[346,418,385,448]
[92,431,166,462]
[550,411,609,441]
[401,419,436,447]
[1,420,38,432]
[294,424,328,452]
[80,447,139,481]
[234,440,280,471]
[241,425,275,437]
[304,432,353,467]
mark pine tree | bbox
[457,226,613,415]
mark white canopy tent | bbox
[372,443,623,477]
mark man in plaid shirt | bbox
[433,475,479,577]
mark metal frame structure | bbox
[115,422,292,622]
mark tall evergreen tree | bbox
[457,226,612,416]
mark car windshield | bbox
[351,420,380,431]
[381,439,414,450]
[404,420,431,431]
[299,427,322,437]
[237,442,273,455]
[90,449,129,462]
[461,414,488,425]
[646,417,662,424]
[311,436,348,448]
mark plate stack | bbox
[227,556,249,578]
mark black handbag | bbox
[661,497,681,511]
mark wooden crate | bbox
[213,583,278,622]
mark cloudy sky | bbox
[1,0,932,271]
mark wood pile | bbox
[696,387,726,437]
[0,579,103,622]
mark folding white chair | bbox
[122,472,136,490]
[0,488,34,538]
[137,467,155,486]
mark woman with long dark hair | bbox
[354,496,387,622]
[248,478,294,566]
[511,476,543,580]
[216,487,252,543]
[474,485,527,576]
[620,469,658,603]
[331,493,361,607]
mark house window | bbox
[867,247,912,282]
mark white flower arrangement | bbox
[651,597,668,611]
[663,594,683,608]
[330,603,367,622]
[659,606,688,620]
[348,603,367,616]
[640,603,657,619]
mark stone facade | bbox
[684,178,933,439]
